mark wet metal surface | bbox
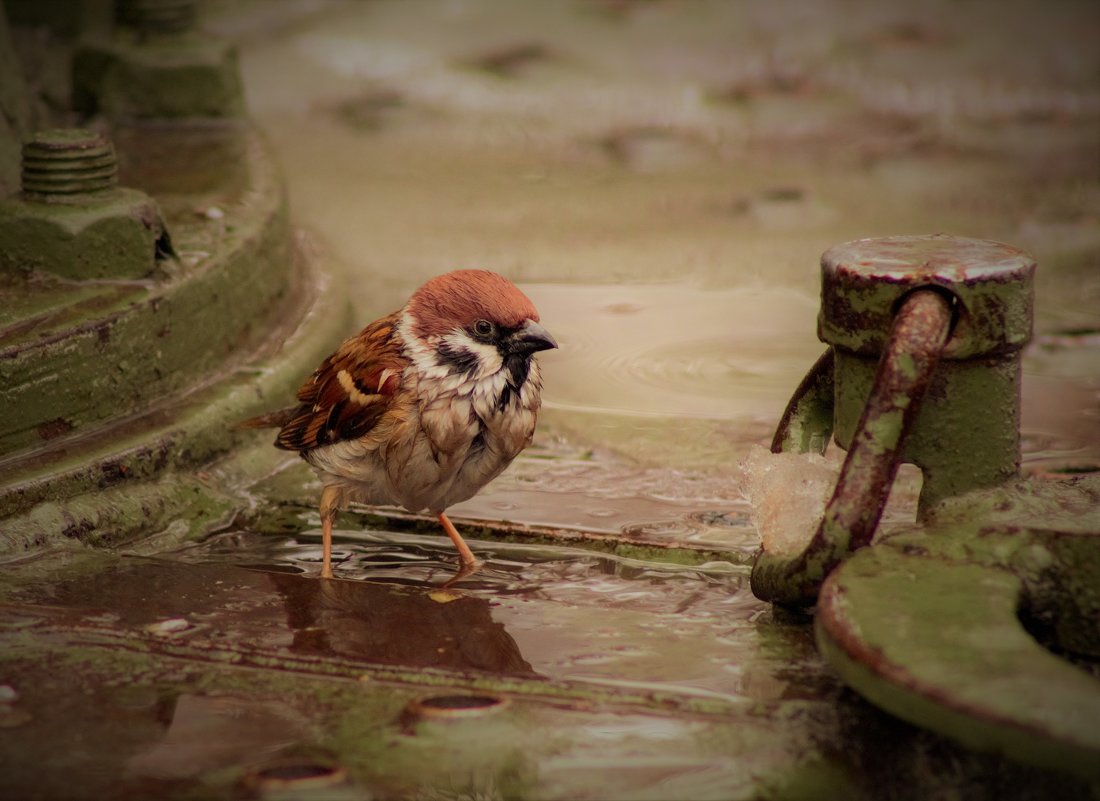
[0,542,841,800]
[818,235,1036,359]
[2,0,1099,798]
[816,515,1100,782]
[225,3,1098,791]
[4,531,1095,799]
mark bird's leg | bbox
[319,485,341,580]
[320,514,333,579]
[437,512,481,571]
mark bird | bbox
[239,269,557,580]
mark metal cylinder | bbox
[819,234,1035,512]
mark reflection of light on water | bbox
[180,527,781,699]
[187,529,747,613]
[1021,371,1100,471]
[195,529,748,611]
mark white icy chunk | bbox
[741,445,841,557]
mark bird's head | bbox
[403,270,557,385]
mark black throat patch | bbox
[495,353,532,411]
[503,352,531,389]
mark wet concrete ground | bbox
[1,0,1099,798]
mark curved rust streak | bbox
[825,289,953,550]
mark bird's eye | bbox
[473,319,493,337]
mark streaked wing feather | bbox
[275,313,406,452]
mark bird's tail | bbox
[233,407,296,431]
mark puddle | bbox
[124,694,308,781]
[1020,338,1100,475]
[7,532,818,706]
[186,530,771,703]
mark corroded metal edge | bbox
[815,547,1100,783]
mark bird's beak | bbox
[508,319,558,354]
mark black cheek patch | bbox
[437,341,481,377]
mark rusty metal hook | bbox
[751,289,954,606]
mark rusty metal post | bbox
[753,235,1035,606]
[821,235,1034,512]
[753,289,953,605]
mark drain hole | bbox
[1017,601,1100,680]
[409,694,507,718]
[420,694,502,711]
[257,764,337,781]
[249,760,347,791]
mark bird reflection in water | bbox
[267,572,537,676]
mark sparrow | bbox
[240,270,557,579]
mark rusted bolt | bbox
[72,2,245,121]
[72,2,248,194]
[20,129,119,200]
[0,129,173,280]
[121,0,199,37]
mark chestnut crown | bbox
[407,270,542,339]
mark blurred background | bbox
[215,0,1100,472]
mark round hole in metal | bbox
[252,761,346,790]
[1027,462,1100,479]
[408,694,508,719]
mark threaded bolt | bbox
[21,129,119,202]
[120,0,198,36]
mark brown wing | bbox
[275,312,407,453]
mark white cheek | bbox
[398,312,438,374]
